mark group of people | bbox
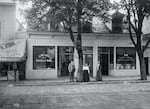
[68,60,102,82]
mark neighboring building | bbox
[0,1,26,80]
[0,1,16,40]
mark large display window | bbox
[116,47,136,70]
[33,46,55,70]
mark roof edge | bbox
[0,2,16,6]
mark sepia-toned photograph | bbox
[0,0,150,108]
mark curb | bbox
[1,80,150,87]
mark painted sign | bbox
[0,39,26,58]
[33,46,55,69]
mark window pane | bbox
[59,46,74,53]
[116,47,136,70]
[82,47,93,54]
[33,46,55,70]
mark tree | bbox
[119,0,150,80]
[21,0,110,81]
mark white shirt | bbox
[83,65,90,74]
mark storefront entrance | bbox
[18,61,26,80]
[98,47,114,76]
[57,46,93,77]
[100,54,109,75]
[58,46,74,76]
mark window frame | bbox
[116,47,136,70]
[33,46,55,70]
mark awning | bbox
[0,39,26,62]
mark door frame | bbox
[57,46,74,77]
[98,47,113,76]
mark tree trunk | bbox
[76,0,83,82]
[137,51,147,80]
[76,47,83,82]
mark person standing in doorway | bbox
[68,60,75,82]
[96,61,102,81]
[83,63,90,82]
[12,62,18,81]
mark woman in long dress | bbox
[83,64,90,82]
[96,61,102,81]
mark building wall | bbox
[25,32,142,79]
[0,2,16,40]
[26,33,74,79]
[15,31,28,39]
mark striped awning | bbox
[0,39,26,62]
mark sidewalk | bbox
[1,76,150,109]
[1,76,150,86]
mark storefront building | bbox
[24,32,150,79]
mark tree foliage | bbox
[21,0,110,31]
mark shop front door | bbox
[98,47,114,76]
[58,46,74,77]
[144,58,149,75]
[100,54,109,75]
[18,61,26,80]
[60,54,73,76]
